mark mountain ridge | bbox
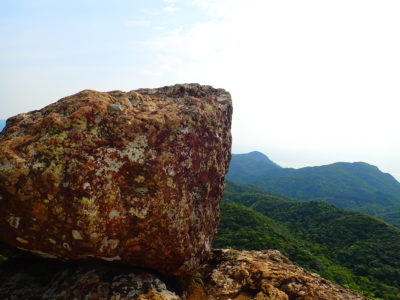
[218,180,400,299]
[227,151,282,183]
[227,151,400,226]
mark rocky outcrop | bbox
[190,249,365,300]
[0,255,181,300]
[0,249,365,300]
[0,84,232,276]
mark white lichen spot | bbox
[48,238,57,244]
[108,209,121,220]
[121,136,148,163]
[108,239,120,250]
[16,237,29,244]
[63,242,71,251]
[180,127,190,134]
[8,216,21,229]
[90,232,99,239]
[100,256,121,262]
[164,165,176,176]
[94,136,148,176]
[32,161,46,169]
[135,186,148,194]
[204,237,211,252]
[129,206,149,219]
[99,237,120,252]
[95,152,124,176]
[72,230,83,240]
[104,156,123,172]
[62,182,70,188]
[83,182,90,189]
[30,250,58,259]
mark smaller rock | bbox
[186,249,366,300]
[0,255,181,300]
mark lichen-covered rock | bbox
[0,84,232,276]
[187,249,366,300]
[0,255,181,300]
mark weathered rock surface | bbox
[0,249,365,300]
[189,249,366,300]
[0,255,181,300]
[0,84,232,276]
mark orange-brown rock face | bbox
[0,84,232,276]
[188,249,366,300]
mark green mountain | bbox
[0,120,5,131]
[215,203,366,291]
[227,151,281,183]
[226,152,400,226]
[217,181,400,299]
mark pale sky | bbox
[1,0,399,180]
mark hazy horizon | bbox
[231,149,400,182]
[1,0,399,181]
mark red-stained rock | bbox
[0,84,232,276]
[188,249,366,300]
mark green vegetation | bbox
[376,208,400,228]
[227,152,400,226]
[227,151,281,183]
[215,202,361,285]
[216,181,400,299]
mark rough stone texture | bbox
[0,84,232,276]
[0,249,365,300]
[187,249,366,300]
[0,255,180,300]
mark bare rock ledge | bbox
[0,249,365,299]
[0,84,232,276]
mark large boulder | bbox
[0,84,232,276]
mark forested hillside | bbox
[216,181,400,299]
[227,151,281,183]
[227,152,400,226]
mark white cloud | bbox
[143,0,400,177]
[163,6,180,13]
[142,70,162,77]
[140,9,160,16]
[124,20,151,27]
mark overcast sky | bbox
[1,0,399,180]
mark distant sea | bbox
[0,120,5,131]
